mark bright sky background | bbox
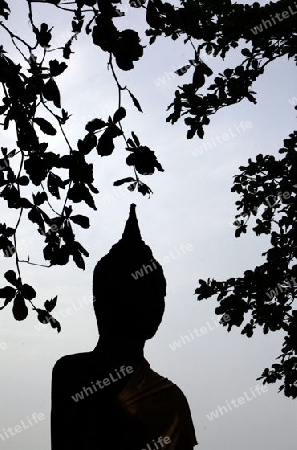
[0,1,297,449]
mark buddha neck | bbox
[95,336,145,366]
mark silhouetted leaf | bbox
[63,40,73,59]
[34,23,52,47]
[127,138,136,149]
[2,242,15,257]
[97,129,115,156]
[0,184,21,208]
[88,183,99,194]
[175,64,191,76]
[224,68,233,78]
[201,62,213,77]
[33,192,48,206]
[193,66,205,89]
[37,309,50,324]
[138,183,152,196]
[115,30,143,70]
[44,295,57,312]
[113,107,126,123]
[126,145,164,175]
[49,60,67,77]
[50,316,61,332]
[77,133,97,155]
[4,270,17,286]
[109,123,123,138]
[21,284,36,300]
[48,172,64,199]
[68,182,97,210]
[146,0,162,28]
[12,293,28,321]
[113,177,135,186]
[72,251,85,270]
[131,131,140,146]
[43,78,61,108]
[28,207,45,231]
[85,118,106,132]
[70,214,90,229]
[128,90,143,112]
[92,16,118,53]
[36,308,61,332]
[128,182,136,191]
[34,117,57,135]
[0,286,15,299]
[0,1,10,19]
[17,176,29,186]
[241,48,252,57]
[241,323,254,338]
[74,241,89,257]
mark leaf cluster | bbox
[196,132,297,398]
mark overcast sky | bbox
[0,1,297,449]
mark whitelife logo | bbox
[141,436,171,450]
[191,121,252,157]
[266,276,297,299]
[131,243,193,280]
[206,385,268,421]
[71,366,134,402]
[169,315,231,351]
[250,3,297,35]
[153,52,211,88]
[0,342,7,351]
[34,295,96,331]
[0,413,45,442]
[288,95,297,107]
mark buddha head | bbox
[93,204,166,344]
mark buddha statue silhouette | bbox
[51,204,197,449]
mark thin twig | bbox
[40,182,61,216]
[13,152,25,278]
[108,54,125,109]
[40,98,74,154]
[0,22,33,51]
[13,233,21,278]
[19,259,52,268]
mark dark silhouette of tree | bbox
[0,0,296,397]
[0,0,164,330]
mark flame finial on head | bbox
[122,203,142,242]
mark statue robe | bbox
[51,350,197,449]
